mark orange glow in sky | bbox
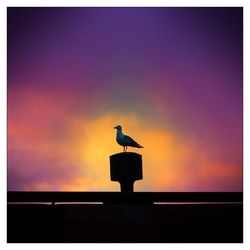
[8,90,242,191]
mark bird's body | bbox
[114,125,143,152]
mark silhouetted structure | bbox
[7,155,243,243]
[110,152,143,192]
[7,191,243,243]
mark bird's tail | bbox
[137,144,144,148]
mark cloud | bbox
[8,90,242,191]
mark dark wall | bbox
[7,203,243,243]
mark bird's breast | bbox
[116,133,126,146]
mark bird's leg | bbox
[123,146,125,152]
[125,146,127,152]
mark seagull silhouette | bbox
[114,125,143,152]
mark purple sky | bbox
[8,7,243,191]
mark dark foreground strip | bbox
[7,191,243,203]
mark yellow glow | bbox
[65,112,211,191]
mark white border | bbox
[1,0,249,249]
[243,0,250,246]
[0,0,7,247]
[4,0,245,7]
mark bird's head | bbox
[114,125,122,131]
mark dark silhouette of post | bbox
[110,152,143,192]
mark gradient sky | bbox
[8,7,243,191]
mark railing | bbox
[7,192,243,204]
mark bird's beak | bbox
[113,126,117,129]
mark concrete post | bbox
[110,152,143,192]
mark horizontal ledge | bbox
[7,192,243,203]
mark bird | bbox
[114,125,143,152]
